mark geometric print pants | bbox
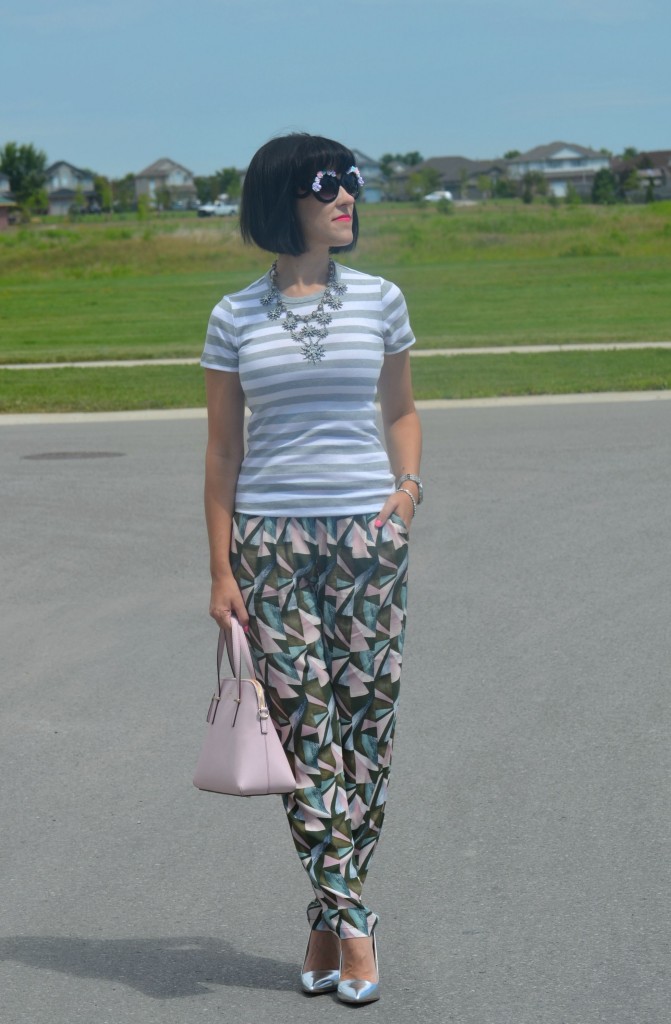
[230,512,409,939]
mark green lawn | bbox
[3,350,670,413]
[1,202,670,364]
[2,201,670,409]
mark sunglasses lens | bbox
[317,175,340,202]
[341,172,361,199]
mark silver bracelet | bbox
[396,487,417,518]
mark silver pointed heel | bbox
[337,932,380,1005]
[300,910,340,995]
[300,966,340,996]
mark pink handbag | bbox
[193,619,295,797]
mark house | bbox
[612,150,671,199]
[506,142,610,198]
[390,156,508,199]
[0,196,18,230]
[351,149,384,203]
[415,156,508,198]
[135,158,197,208]
[46,161,96,215]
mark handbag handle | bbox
[211,619,266,730]
[217,617,255,685]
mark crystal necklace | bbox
[260,258,347,365]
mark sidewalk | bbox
[3,341,671,370]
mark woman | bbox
[201,133,422,1005]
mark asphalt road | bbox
[1,402,669,1024]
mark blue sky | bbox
[3,0,670,177]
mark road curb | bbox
[2,391,671,425]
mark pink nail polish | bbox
[243,625,250,633]
[374,519,383,528]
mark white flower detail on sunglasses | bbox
[311,166,365,193]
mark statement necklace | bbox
[260,259,347,365]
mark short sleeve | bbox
[200,297,239,372]
[380,279,415,355]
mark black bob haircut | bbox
[240,133,360,256]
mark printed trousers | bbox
[230,512,409,939]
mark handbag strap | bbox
[218,619,255,678]
[212,619,270,732]
[216,617,257,698]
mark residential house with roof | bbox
[46,161,96,215]
[419,156,509,198]
[392,156,508,199]
[612,150,671,200]
[135,158,197,208]
[350,149,384,202]
[506,142,610,198]
[0,195,18,229]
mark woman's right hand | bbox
[209,575,250,632]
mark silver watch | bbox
[396,473,423,505]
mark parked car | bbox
[197,199,239,217]
[423,190,453,202]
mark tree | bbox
[155,185,172,210]
[69,183,86,219]
[504,149,521,160]
[407,167,441,199]
[565,184,582,206]
[111,173,136,212]
[379,152,424,179]
[136,194,150,220]
[520,171,547,204]
[492,176,517,199]
[621,169,640,194]
[476,174,492,198]
[591,168,617,205]
[0,141,48,209]
[94,174,112,212]
[194,175,215,203]
[379,153,395,180]
[214,167,241,200]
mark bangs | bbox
[292,136,356,193]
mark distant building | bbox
[46,161,96,216]
[135,158,197,208]
[351,149,384,203]
[612,150,671,200]
[506,142,610,198]
[411,156,508,198]
[0,172,11,197]
[0,196,18,230]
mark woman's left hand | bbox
[374,490,415,532]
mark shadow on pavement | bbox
[0,934,296,997]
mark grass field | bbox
[1,201,670,408]
[2,349,670,413]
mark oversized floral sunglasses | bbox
[308,166,365,203]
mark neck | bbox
[274,249,331,296]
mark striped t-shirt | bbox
[201,262,415,516]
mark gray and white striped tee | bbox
[201,263,415,516]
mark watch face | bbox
[397,474,423,504]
